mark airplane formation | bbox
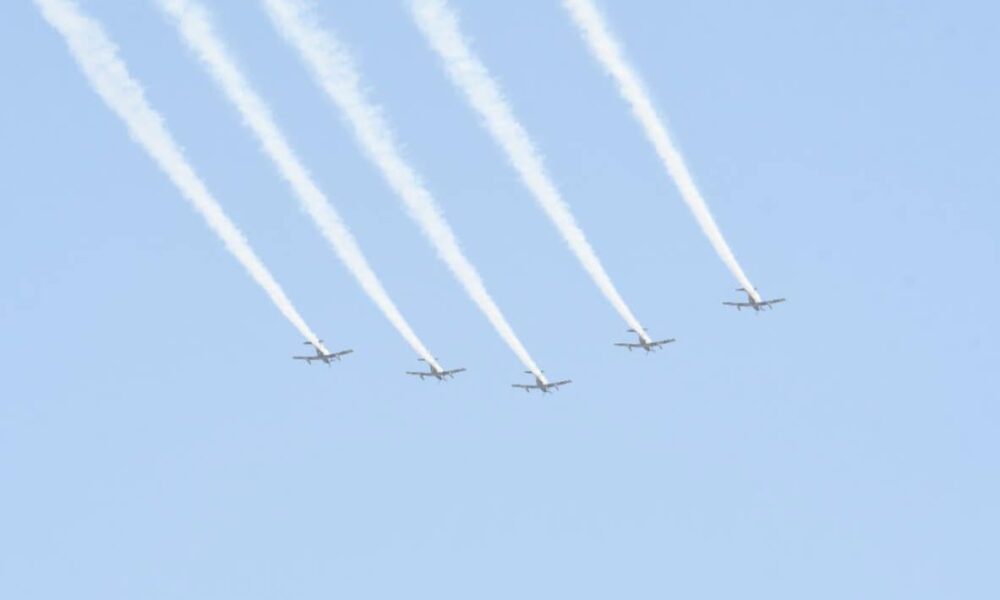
[36,0,785,394]
[294,289,785,390]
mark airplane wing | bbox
[650,339,676,347]
[511,384,536,390]
[292,356,314,361]
[442,368,467,377]
[762,298,786,306]
[549,379,572,388]
[331,349,354,358]
[722,301,750,307]
[405,371,429,377]
[614,342,638,348]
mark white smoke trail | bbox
[411,0,654,344]
[157,0,441,370]
[33,0,330,354]
[562,0,761,303]
[260,0,546,382]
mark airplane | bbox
[723,288,786,312]
[292,340,353,366]
[511,371,572,394]
[615,328,675,353]
[406,358,467,381]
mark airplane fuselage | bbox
[739,290,761,311]
[303,352,335,364]
[419,369,447,381]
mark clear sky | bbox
[2,1,997,597]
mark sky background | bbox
[2,0,998,597]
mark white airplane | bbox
[292,340,353,366]
[615,328,675,353]
[511,371,572,394]
[723,288,786,312]
[406,358,466,381]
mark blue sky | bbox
[2,0,997,597]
